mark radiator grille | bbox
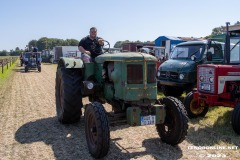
[127,64,143,84]
[198,67,215,93]
[160,71,179,79]
[147,64,156,83]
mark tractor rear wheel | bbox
[85,102,110,158]
[183,91,208,118]
[232,103,240,135]
[156,96,188,145]
[55,67,83,124]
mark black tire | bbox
[185,86,194,95]
[85,102,110,158]
[38,66,41,72]
[183,91,208,118]
[161,85,183,97]
[232,103,240,135]
[55,67,83,124]
[25,66,28,72]
[156,96,188,145]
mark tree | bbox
[36,37,49,51]
[64,39,79,46]
[206,21,240,38]
[28,40,37,48]
[113,40,154,48]
[15,47,20,52]
[0,50,9,56]
[113,41,123,48]
[211,26,225,36]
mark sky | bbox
[0,0,239,51]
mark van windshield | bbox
[230,37,240,64]
[170,44,205,60]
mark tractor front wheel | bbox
[232,103,240,135]
[25,66,28,72]
[156,97,188,145]
[85,102,110,158]
[183,91,209,118]
[38,66,41,72]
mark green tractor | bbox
[55,41,188,158]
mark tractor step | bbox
[107,112,127,126]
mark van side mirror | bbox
[206,51,212,61]
[207,40,212,49]
[191,55,197,61]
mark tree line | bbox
[28,37,79,51]
[206,21,240,38]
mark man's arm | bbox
[78,38,91,55]
[78,46,90,55]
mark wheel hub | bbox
[190,99,206,115]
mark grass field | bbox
[0,59,18,86]
[0,56,11,59]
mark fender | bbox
[58,57,84,68]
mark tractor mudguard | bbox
[59,57,84,68]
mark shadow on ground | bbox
[13,68,40,73]
[186,109,240,147]
[13,68,25,73]
[15,117,183,160]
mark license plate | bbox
[200,83,210,91]
[140,115,156,126]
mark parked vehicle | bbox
[55,41,188,158]
[52,46,81,62]
[157,40,224,97]
[184,22,240,134]
[139,46,166,69]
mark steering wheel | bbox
[102,40,110,53]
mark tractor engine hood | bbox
[95,52,157,63]
[159,59,196,72]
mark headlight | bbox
[179,74,184,80]
[157,71,160,77]
[87,82,94,89]
[200,76,204,82]
[209,77,214,83]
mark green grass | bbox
[0,56,12,59]
[188,106,239,148]
[157,89,239,146]
[0,60,18,86]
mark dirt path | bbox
[0,63,239,160]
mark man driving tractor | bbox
[78,27,104,63]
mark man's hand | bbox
[85,51,91,55]
[98,39,104,45]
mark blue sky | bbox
[0,0,239,51]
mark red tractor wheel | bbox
[184,91,209,118]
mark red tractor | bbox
[184,22,240,134]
